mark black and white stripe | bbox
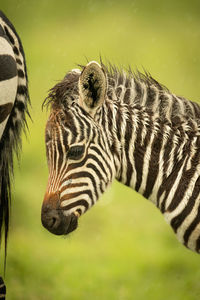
[0,277,6,300]
[43,61,200,254]
[0,11,30,297]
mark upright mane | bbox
[44,62,200,128]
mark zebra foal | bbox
[42,60,200,254]
[0,10,30,299]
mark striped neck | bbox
[98,73,200,209]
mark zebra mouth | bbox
[64,212,78,235]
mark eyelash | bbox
[67,145,85,160]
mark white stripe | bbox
[129,78,137,103]
[138,130,155,195]
[0,35,14,55]
[61,193,92,209]
[164,158,187,213]
[0,76,17,139]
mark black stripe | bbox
[18,69,25,78]
[88,154,107,178]
[124,88,131,104]
[63,171,98,200]
[86,163,103,180]
[62,199,89,211]
[143,123,162,198]
[134,116,144,191]
[116,107,122,141]
[158,156,186,213]
[4,25,14,45]
[183,205,200,247]
[0,103,13,123]
[125,115,133,186]
[0,54,17,81]
[90,145,113,176]
[168,148,200,212]
[171,176,200,233]
[15,100,25,111]
[0,24,4,36]
[159,94,169,119]
[16,58,22,65]
[196,236,200,252]
[145,85,156,109]
[60,182,88,193]
[134,112,152,192]
[62,190,94,204]
[17,85,27,95]
[13,45,19,55]
[161,128,174,182]
[55,135,64,170]
[134,79,142,104]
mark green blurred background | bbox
[1,0,200,299]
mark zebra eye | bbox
[67,145,85,160]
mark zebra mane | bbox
[44,62,167,108]
[44,61,200,126]
[104,61,169,92]
[0,10,30,267]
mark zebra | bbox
[42,60,200,254]
[0,10,30,298]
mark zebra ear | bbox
[78,61,107,116]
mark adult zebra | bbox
[42,61,200,254]
[0,10,30,299]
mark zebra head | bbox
[42,61,117,235]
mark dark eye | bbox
[67,145,85,160]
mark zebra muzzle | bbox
[41,203,78,235]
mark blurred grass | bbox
[1,0,200,299]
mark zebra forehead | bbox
[44,71,80,109]
[46,110,79,140]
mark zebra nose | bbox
[41,203,78,235]
[41,204,63,235]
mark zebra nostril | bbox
[41,208,62,233]
[47,215,57,229]
[51,216,61,229]
[52,217,57,227]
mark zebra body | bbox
[42,61,200,254]
[0,11,30,298]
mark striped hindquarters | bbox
[0,11,30,262]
